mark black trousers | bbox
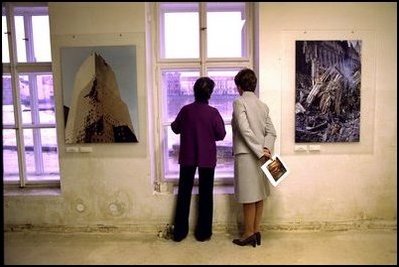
[173,165,215,241]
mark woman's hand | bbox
[263,147,271,159]
[260,147,272,165]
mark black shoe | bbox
[255,232,261,245]
[232,234,257,247]
[195,231,212,242]
[172,235,185,242]
[172,231,187,242]
[195,235,211,242]
[172,225,188,242]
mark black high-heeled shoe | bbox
[255,232,261,245]
[232,234,257,247]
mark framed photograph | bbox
[61,45,139,144]
[261,154,290,187]
[295,40,362,143]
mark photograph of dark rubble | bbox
[295,40,362,143]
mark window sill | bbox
[4,187,61,197]
[153,182,234,195]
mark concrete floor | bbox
[4,229,397,265]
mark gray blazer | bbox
[232,91,277,158]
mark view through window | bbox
[157,2,253,183]
[2,3,60,187]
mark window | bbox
[2,3,60,188]
[154,2,253,185]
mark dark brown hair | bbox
[234,68,257,92]
[194,77,215,102]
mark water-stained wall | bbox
[4,2,396,232]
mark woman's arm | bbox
[233,99,264,159]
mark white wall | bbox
[257,2,396,226]
[4,2,396,232]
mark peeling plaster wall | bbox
[3,2,396,232]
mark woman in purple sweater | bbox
[171,77,226,242]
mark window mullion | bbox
[28,73,45,174]
[23,14,35,62]
[15,62,52,72]
[6,3,27,187]
[245,3,253,65]
[156,2,165,60]
[154,66,164,184]
[199,2,206,76]
[24,14,45,175]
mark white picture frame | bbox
[280,30,377,155]
[60,45,139,144]
[261,154,290,187]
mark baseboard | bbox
[4,219,396,234]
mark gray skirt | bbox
[234,153,270,203]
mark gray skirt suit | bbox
[232,92,277,203]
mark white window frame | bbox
[2,2,60,189]
[149,2,254,188]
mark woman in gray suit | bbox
[231,68,277,247]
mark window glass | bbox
[19,74,56,125]
[156,2,252,183]
[162,70,199,179]
[207,69,240,177]
[161,69,239,179]
[32,15,52,62]
[165,126,179,178]
[14,16,27,63]
[159,3,199,59]
[3,129,19,181]
[3,75,15,125]
[215,125,233,177]
[2,13,10,63]
[206,2,247,58]
[207,69,240,118]
[14,6,51,63]
[24,128,59,181]
[161,69,200,122]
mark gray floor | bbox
[4,229,397,265]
